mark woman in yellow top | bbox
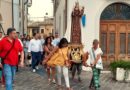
[44,38,72,90]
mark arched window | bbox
[101,3,130,20]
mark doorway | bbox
[100,3,130,63]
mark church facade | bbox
[54,0,130,63]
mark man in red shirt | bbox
[0,28,24,90]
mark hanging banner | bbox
[82,14,86,27]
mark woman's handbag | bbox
[27,55,31,60]
[92,48,103,70]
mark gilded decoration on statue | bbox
[68,46,84,63]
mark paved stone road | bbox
[0,67,130,90]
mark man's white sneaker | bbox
[32,69,36,72]
[36,66,39,70]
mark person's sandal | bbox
[48,78,51,83]
[89,85,94,90]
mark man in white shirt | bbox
[28,33,43,72]
[38,34,45,64]
[52,32,60,47]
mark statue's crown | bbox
[75,1,79,5]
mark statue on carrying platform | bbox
[69,2,85,82]
[71,2,84,44]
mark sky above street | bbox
[28,0,53,20]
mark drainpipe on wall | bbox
[65,0,67,32]
[12,0,14,27]
[22,4,24,35]
[24,0,28,35]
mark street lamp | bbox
[27,0,32,7]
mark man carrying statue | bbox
[68,2,85,82]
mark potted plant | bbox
[124,61,130,82]
[110,60,126,81]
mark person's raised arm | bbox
[44,46,51,54]
[43,46,59,64]
[46,46,59,59]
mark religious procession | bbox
[0,2,103,90]
[1,0,130,90]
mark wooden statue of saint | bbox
[71,2,84,44]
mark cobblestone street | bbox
[0,67,130,90]
[1,0,130,90]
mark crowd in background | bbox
[14,32,60,68]
[0,30,61,90]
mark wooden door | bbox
[100,20,130,63]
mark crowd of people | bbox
[0,27,103,90]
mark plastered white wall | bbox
[55,0,130,52]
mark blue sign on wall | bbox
[82,14,86,27]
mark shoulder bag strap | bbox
[3,39,15,60]
[92,48,96,60]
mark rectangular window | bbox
[37,29,39,33]
[101,33,107,54]
[109,33,115,54]
[120,33,126,54]
[41,29,44,33]
[32,28,39,34]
